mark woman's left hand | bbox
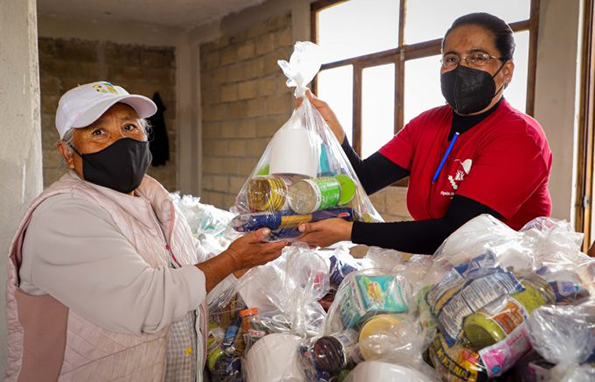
[297,218,354,248]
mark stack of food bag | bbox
[420,215,595,382]
[231,42,382,241]
[174,187,595,380]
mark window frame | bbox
[575,0,595,253]
[311,0,541,159]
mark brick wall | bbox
[39,37,178,191]
[200,14,294,209]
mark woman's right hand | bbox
[224,228,288,271]
[295,89,346,144]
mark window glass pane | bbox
[317,65,354,143]
[505,31,529,112]
[317,0,399,64]
[362,64,395,158]
[405,0,531,44]
[404,55,443,125]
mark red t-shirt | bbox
[378,99,552,230]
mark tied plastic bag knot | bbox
[277,41,322,98]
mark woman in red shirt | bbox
[298,12,552,254]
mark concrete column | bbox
[0,0,42,373]
[534,0,582,221]
[176,36,202,196]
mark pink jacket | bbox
[5,172,207,382]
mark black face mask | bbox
[440,62,506,115]
[70,138,152,194]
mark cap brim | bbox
[71,94,157,128]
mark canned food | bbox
[288,177,341,214]
[247,176,290,212]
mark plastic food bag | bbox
[235,243,330,337]
[170,192,234,237]
[527,298,595,382]
[423,253,558,380]
[231,42,382,241]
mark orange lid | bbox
[240,308,259,317]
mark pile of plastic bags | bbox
[172,190,595,381]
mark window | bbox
[312,0,540,158]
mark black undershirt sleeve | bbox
[340,138,410,195]
[351,195,503,254]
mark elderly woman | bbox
[5,81,286,382]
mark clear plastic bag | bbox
[526,298,595,382]
[231,42,382,241]
[170,192,234,237]
[235,243,330,337]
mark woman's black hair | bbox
[443,12,516,61]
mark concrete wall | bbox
[38,37,178,191]
[0,0,42,374]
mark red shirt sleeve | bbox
[378,120,415,170]
[456,127,551,220]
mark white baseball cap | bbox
[55,81,157,139]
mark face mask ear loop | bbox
[491,59,508,97]
[67,142,83,157]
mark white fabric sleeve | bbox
[20,193,206,335]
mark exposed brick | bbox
[242,57,264,80]
[229,176,247,193]
[236,118,257,138]
[265,93,293,116]
[246,139,269,158]
[238,80,257,100]
[205,51,220,70]
[221,84,238,102]
[222,194,237,210]
[227,65,243,83]
[238,157,259,175]
[255,115,285,137]
[258,76,276,96]
[267,14,291,32]
[276,27,293,47]
[221,157,240,175]
[228,140,247,156]
[220,47,237,66]
[221,120,239,138]
[203,191,225,208]
[213,36,231,50]
[213,175,229,192]
[201,174,215,190]
[228,101,248,119]
[244,22,269,40]
[255,34,276,56]
[247,98,265,117]
[237,41,256,61]
[203,122,222,138]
